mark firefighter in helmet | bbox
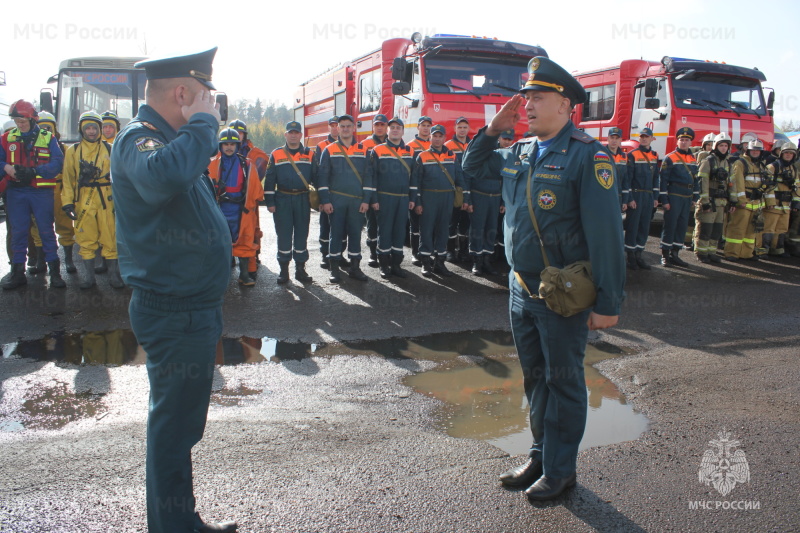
[694,133,732,262]
[764,141,798,257]
[0,99,65,289]
[101,111,120,144]
[61,111,122,289]
[229,119,266,268]
[696,132,715,164]
[30,111,77,274]
[208,128,264,285]
[724,139,770,260]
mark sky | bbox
[3,0,799,128]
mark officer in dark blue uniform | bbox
[111,48,237,533]
[463,57,625,501]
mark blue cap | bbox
[639,127,654,137]
[388,116,405,128]
[373,114,388,124]
[676,126,695,140]
[499,129,515,139]
[418,116,432,125]
[338,114,355,124]
[520,56,587,106]
[135,47,217,90]
[608,127,623,138]
[328,116,339,124]
[455,116,469,125]
[430,124,446,135]
[285,121,302,133]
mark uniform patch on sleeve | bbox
[595,162,614,190]
[594,151,610,162]
[135,137,164,152]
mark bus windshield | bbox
[57,69,146,142]
[424,54,529,97]
[672,74,766,116]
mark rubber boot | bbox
[446,237,457,263]
[47,259,66,288]
[390,254,407,278]
[368,243,379,268]
[94,249,107,273]
[482,255,499,276]
[347,257,368,281]
[26,247,36,270]
[634,249,651,270]
[420,256,433,277]
[626,251,639,270]
[457,236,470,263]
[708,251,722,263]
[1,263,27,290]
[295,262,312,283]
[378,254,392,279]
[433,255,453,277]
[28,247,46,274]
[328,259,342,283]
[107,259,125,289]
[471,257,482,275]
[250,267,258,281]
[238,257,255,286]
[670,249,689,267]
[80,259,96,289]
[411,234,421,266]
[660,249,672,267]
[775,235,791,258]
[276,261,290,284]
[63,245,77,273]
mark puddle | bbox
[211,384,263,407]
[18,380,105,431]
[404,341,649,455]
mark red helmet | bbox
[9,100,38,120]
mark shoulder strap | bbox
[525,166,550,268]
[676,153,696,180]
[385,145,411,175]
[282,148,312,190]
[337,142,363,184]
[428,150,456,190]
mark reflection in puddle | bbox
[211,384,263,407]
[405,342,649,455]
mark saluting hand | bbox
[487,94,524,136]
[182,90,221,123]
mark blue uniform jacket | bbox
[463,123,625,316]
[625,147,659,204]
[264,144,317,208]
[412,147,469,208]
[111,105,232,310]
[659,149,700,203]
[317,141,374,204]
[370,140,415,202]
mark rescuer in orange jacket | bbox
[315,116,347,269]
[360,114,389,267]
[445,116,472,264]
[208,128,264,285]
[408,116,433,265]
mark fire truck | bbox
[294,33,547,147]
[572,56,775,155]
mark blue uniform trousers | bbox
[319,211,346,260]
[273,191,310,264]
[624,191,654,251]
[509,276,590,478]
[469,191,501,256]
[329,194,364,259]
[377,192,408,257]
[7,187,58,263]
[130,295,223,533]
[660,193,692,250]
[419,191,453,256]
[220,200,241,243]
[365,207,378,248]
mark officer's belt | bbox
[632,189,654,193]
[331,190,362,199]
[277,188,308,194]
[667,191,693,199]
[377,191,408,197]
[472,190,501,197]
[669,182,693,190]
[421,188,452,193]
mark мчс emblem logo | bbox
[698,430,750,497]
[538,189,556,209]
[595,162,614,190]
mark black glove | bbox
[701,203,712,212]
[62,204,77,220]
[14,165,36,185]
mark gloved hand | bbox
[13,165,36,185]
[701,203,712,212]
[62,204,78,220]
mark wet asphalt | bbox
[1,212,799,532]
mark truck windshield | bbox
[57,69,146,143]
[424,54,529,96]
[672,74,766,116]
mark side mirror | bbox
[392,58,407,81]
[392,81,411,95]
[644,78,658,98]
[215,93,228,124]
[644,98,660,110]
[766,89,775,111]
[40,90,54,113]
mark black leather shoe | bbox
[499,458,543,488]
[525,473,577,501]
[196,520,238,532]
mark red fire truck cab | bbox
[294,33,547,147]
[572,56,775,155]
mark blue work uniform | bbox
[413,147,469,258]
[264,144,316,264]
[361,134,388,254]
[445,137,472,252]
[659,149,699,251]
[465,142,502,257]
[111,105,231,533]
[463,122,625,479]
[608,147,627,215]
[407,136,431,255]
[371,140,415,258]
[624,146,659,252]
[315,136,345,262]
[0,126,64,264]
[317,141,374,260]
